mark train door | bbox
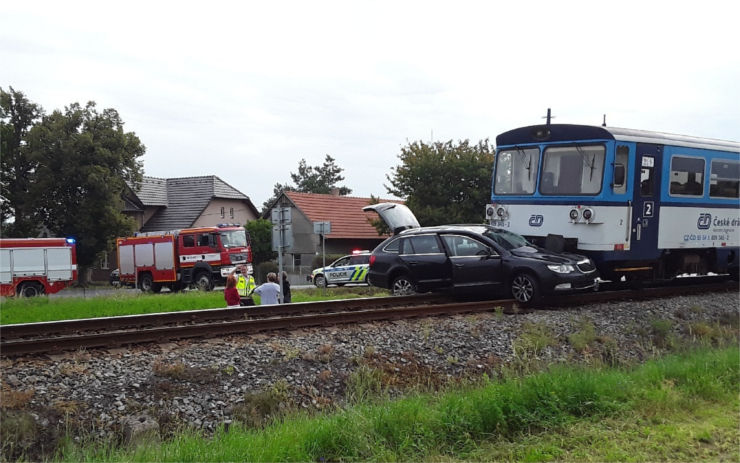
[630,144,662,260]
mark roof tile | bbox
[284,191,403,239]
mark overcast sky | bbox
[3,0,739,209]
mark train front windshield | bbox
[494,148,539,195]
[494,145,606,196]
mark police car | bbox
[309,251,370,287]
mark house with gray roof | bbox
[124,176,259,232]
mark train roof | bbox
[496,124,740,152]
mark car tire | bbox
[139,273,154,292]
[314,275,326,288]
[392,275,416,296]
[510,272,540,305]
[194,272,213,291]
[17,281,44,297]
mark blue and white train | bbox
[486,122,740,282]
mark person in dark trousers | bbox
[281,271,291,303]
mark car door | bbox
[440,234,503,292]
[399,234,451,291]
[326,256,351,284]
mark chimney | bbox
[330,188,340,196]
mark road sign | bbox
[313,221,331,235]
[272,224,293,251]
[271,207,292,224]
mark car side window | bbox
[442,235,494,257]
[402,234,441,255]
[334,257,350,267]
[383,238,400,253]
[350,255,369,265]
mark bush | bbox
[255,262,279,284]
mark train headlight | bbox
[569,208,580,222]
[582,208,594,222]
[485,205,495,219]
[496,206,507,219]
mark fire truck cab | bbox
[0,238,79,297]
[116,224,252,292]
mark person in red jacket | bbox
[224,272,240,308]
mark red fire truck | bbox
[0,238,79,297]
[116,224,252,292]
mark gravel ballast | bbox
[1,291,738,446]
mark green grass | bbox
[0,286,390,325]
[50,346,739,462]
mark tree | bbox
[245,218,276,265]
[291,155,352,195]
[26,101,145,274]
[385,139,494,226]
[0,86,44,235]
[261,154,352,213]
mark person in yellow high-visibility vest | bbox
[235,265,255,306]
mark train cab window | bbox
[182,235,195,247]
[709,159,740,199]
[540,145,605,195]
[669,156,705,197]
[494,148,539,195]
[612,145,629,194]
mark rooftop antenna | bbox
[542,108,555,126]
[602,114,607,127]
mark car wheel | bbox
[314,275,326,288]
[139,273,154,292]
[510,273,540,305]
[194,272,213,291]
[392,275,416,296]
[17,282,44,297]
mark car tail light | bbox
[369,255,376,266]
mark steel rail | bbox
[0,294,451,340]
[1,280,735,357]
[0,299,514,356]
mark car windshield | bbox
[483,228,533,250]
[219,230,247,248]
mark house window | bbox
[230,207,234,219]
[220,207,225,218]
[294,254,301,267]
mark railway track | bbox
[1,280,735,357]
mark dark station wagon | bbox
[363,203,599,304]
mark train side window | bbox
[669,155,705,197]
[709,159,740,199]
[612,145,629,194]
[182,235,195,247]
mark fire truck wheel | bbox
[17,281,44,297]
[151,282,163,293]
[194,272,213,291]
[139,273,154,292]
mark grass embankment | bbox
[54,346,739,462]
[0,286,390,325]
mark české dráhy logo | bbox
[697,213,711,230]
[529,214,544,227]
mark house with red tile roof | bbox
[265,190,403,271]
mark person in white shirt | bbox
[251,272,281,305]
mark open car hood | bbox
[362,203,420,235]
